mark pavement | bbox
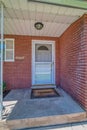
[2,87,87,130]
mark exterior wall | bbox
[59,14,87,110]
[3,35,59,89]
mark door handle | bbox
[51,62,54,65]
[51,62,54,69]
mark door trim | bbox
[32,40,55,85]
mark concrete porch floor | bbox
[1,87,87,130]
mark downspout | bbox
[0,1,4,120]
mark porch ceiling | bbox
[1,0,87,37]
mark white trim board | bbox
[32,40,55,85]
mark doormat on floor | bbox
[31,88,60,99]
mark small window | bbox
[5,39,14,62]
[38,46,48,51]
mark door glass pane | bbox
[35,44,52,62]
[35,43,52,84]
[35,63,52,84]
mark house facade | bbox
[3,36,59,89]
[1,0,87,117]
[3,14,87,111]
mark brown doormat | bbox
[31,88,60,99]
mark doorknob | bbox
[51,62,54,68]
[52,62,54,65]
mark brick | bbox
[3,35,60,89]
[59,14,87,111]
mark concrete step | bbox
[6,112,86,130]
[3,88,87,130]
[32,84,56,89]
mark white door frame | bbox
[32,40,55,85]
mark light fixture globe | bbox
[34,22,44,30]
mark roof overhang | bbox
[28,0,87,10]
[1,0,87,37]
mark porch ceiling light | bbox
[34,22,44,30]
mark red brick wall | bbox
[4,35,59,89]
[59,15,87,110]
[55,38,60,85]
